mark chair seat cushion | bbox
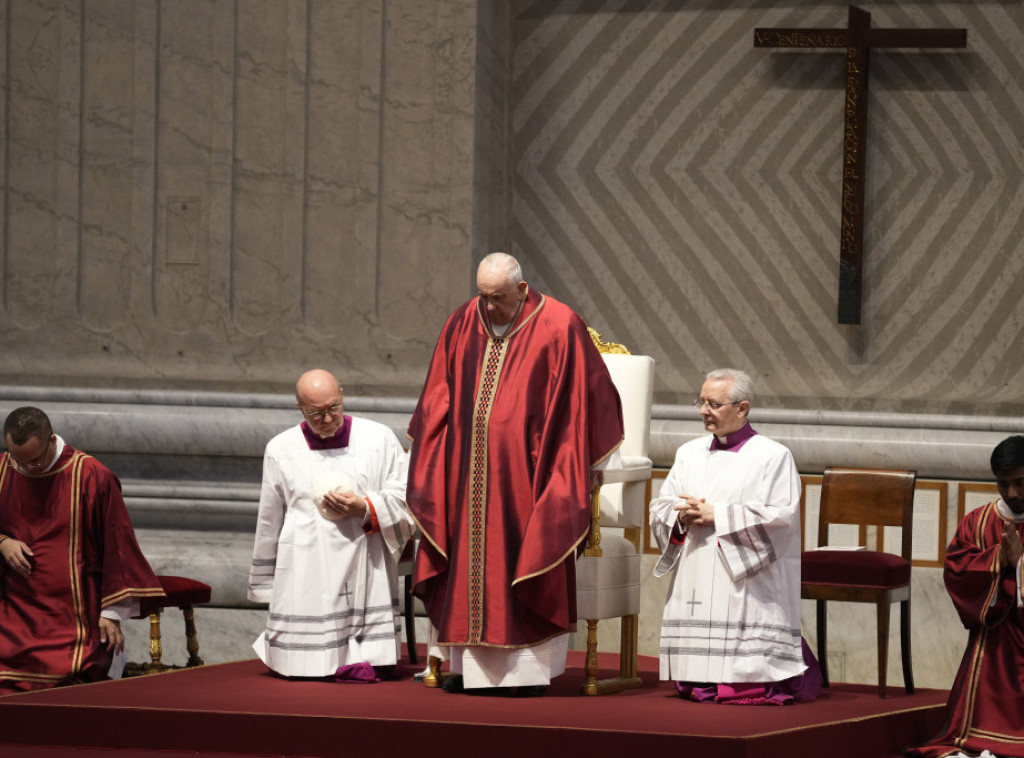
[602,456,653,484]
[157,575,212,608]
[801,550,910,588]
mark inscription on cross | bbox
[754,6,966,324]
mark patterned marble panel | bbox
[511,1,1024,416]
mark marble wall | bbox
[0,0,480,395]
[3,1,1023,415]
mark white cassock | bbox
[247,417,414,677]
[649,432,805,685]
[426,628,570,689]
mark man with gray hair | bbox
[407,252,623,695]
[649,369,820,704]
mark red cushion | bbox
[156,575,212,607]
[801,550,910,588]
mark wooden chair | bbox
[127,575,211,676]
[800,466,916,698]
[575,332,654,695]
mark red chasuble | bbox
[408,288,623,648]
[906,501,1024,757]
[0,445,165,693]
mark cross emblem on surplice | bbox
[754,6,967,325]
[339,582,353,605]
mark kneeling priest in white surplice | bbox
[650,368,820,705]
[247,369,414,680]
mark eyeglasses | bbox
[692,399,741,411]
[9,436,55,473]
[301,404,343,421]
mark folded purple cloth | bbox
[334,662,382,684]
[674,638,823,705]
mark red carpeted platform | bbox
[0,650,948,758]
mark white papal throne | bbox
[576,332,654,695]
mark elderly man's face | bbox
[297,387,345,438]
[477,267,526,327]
[698,378,748,437]
[996,465,1024,515]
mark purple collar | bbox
[300,416,353,450]
[709,421,757,452]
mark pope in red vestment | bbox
[0,435,165,694]
[408,257,623,686]
[906,496,1024,757]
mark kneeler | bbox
[126,575,212,676]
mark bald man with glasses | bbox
[649,368,821,705]
[246,369,415,681]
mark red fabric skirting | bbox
[0,650,948,758]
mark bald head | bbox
[296,369,340,403]
[295,369,345,437]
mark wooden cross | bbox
[754,6,966,324]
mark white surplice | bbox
[247,417,414,677]
[649,433,805,685]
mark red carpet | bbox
[0,650,948,758]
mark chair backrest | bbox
[601,353,653,458]
[817,466,917,559]
[598,353,654,529]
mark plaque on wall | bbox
[957,482,999,523]
[643,470,669,556]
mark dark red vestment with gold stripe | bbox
[408,289,623,648]
[0,445,165,693]
[906,501,1024,757]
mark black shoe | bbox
[515,685,547,697]
[441,674,465,693]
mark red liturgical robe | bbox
[408,288,623,648]
[906,500,1024,757]
[0,444,165,694]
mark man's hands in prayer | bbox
[99,617,124,654]
[322,489,368,520]
[0,537,34,578]
[1001,521,1023,568]
[674,496,714,527]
